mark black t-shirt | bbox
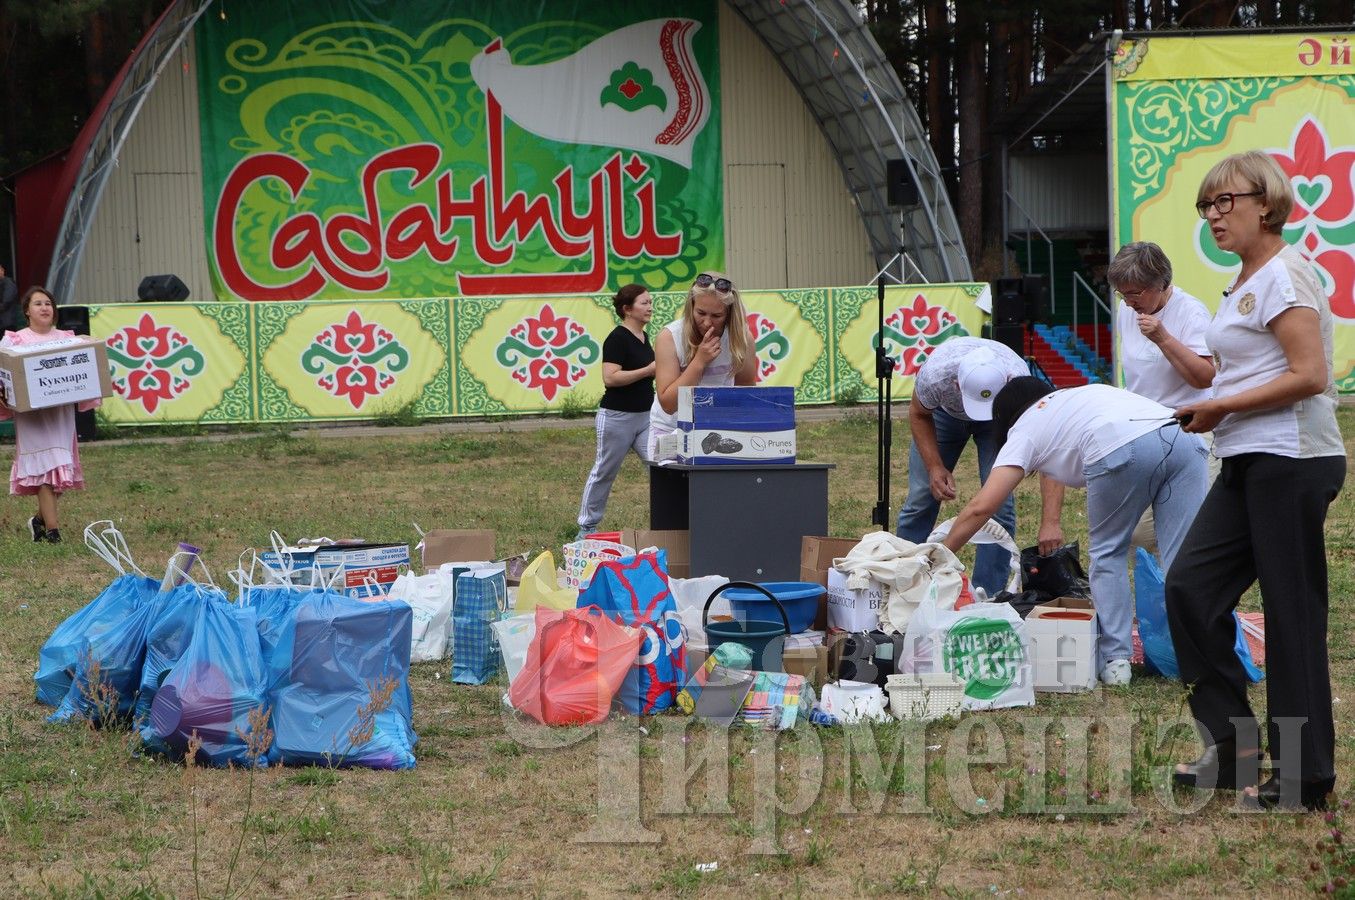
[599,325,654,412]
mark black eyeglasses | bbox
[1196,191,1263,218]
[694,273,733,293]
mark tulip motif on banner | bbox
[1196,118,1355,319]
[876,294,968,375]
[745,312,790,382]
[300,311,410,410]
[105,313,207,414]
[495,304,601,401]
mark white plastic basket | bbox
[886,672,966,722]
[561,539,635,590]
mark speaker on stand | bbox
[57,305,99,442]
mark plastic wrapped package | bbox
[35,573,159,706]
[271,592,417,769]
[48,591,163,725]
[134,583,225,725]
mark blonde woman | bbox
[1168,151,1345,810]
[648,272,759,461]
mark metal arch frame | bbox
[46,0,217,301]
[724,0,969,283]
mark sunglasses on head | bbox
[694,273,734,293]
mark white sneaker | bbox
[1100,659,1132,686]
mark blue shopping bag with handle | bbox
[452,566,507,685]
[1134,548,1263,682]
[36,573,159,707]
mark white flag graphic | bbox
[470,18,712,169]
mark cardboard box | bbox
[799,536,861,631]
[1025,597,1099,693]
[783,643,830,689]
[420,529,495,569]
[674,385,796,465]
[620,528,690,579]
[826,567,885,633]
[262,541,410,599]
[0,336,112,412]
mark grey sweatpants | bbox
[577,408,651,531]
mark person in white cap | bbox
[898,336,1044,597]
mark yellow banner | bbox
[1115,32,1355,81]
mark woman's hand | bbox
[1173,399,1225,433]
[694,325,721,365]
[1137,312,1167,343]
[1037,523,1064,556]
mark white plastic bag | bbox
[667,575,731,650]
[900,583,1034,711]
[490,613,536,689]
[817,680,892,724]
[386,570,455,663]
[927,516,1022,597]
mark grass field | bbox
[1,408,1353,898]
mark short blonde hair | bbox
[1198,151,1293,233]
[1108,241,1172,291]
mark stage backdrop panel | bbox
[195,0,723,302]
[1112,31,1355,391]
[85,285,989,425]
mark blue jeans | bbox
[897,409,1016,597]
[1084,427,1209,664]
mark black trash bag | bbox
[991,589,1054,618]
[1020,542,1092,600]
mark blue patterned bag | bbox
[452,566,507,685]
[577,550,687,714]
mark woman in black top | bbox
[576,284,656,537]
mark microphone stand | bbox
[872,275,895,531]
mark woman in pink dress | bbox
[0,287,100,544]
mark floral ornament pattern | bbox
[105,314,206,415]
[300,310,410,410]
[601,61,667,112]
[495,304,600,401]
[1195,118,1355,319]
[745,312,790,382]
[876,294,969,375]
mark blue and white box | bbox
[672,386,796,465]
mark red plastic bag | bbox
[509,606,643,726]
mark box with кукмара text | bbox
[673,385,795,465]
[0,336,113,413]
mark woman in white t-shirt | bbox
[1166,151,1345,811]
[648,272,759,461]
[939,377,1209,686]
[1110,241,1216,556]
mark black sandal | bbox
[1172,740,1264,791]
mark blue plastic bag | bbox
[134,583,224,725]
[1134,548,1263,682]
[272,592,416,769]
[451,567,507,685]
[145,600,274,767]
[48,590,162,725]
[35,573,158,706]
[577,550,687,714]
[240,583,311,689]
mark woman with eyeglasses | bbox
[1108,241,1215,555]
[648,272,759,461]
[1167,151,1345,811]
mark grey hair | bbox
[1107,241,1172,291]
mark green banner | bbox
[196,1,723,301]
[88,285,988,424]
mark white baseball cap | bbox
[957,351,1009,420]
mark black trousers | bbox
[1165,452,1345,783]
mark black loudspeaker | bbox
[992,277,1026,325]
[992,323,1025,357]
[886,158,921,208]
[57,305,90,335]
[55,304,98,442]
[1022,274,1050,322]
[137,274,190,302]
